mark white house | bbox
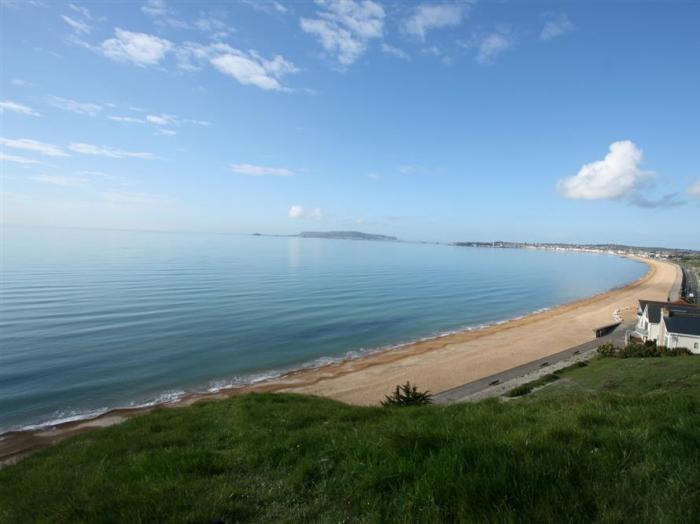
[658,310,700,353]
[630,300,700,353]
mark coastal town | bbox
[451,240,700,304]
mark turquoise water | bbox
[0,227,647,432]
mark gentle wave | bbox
[5,305,560,433]
[0,227,648,433]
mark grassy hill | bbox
[1,357,699,523]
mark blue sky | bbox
[1,0,699,248]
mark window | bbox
[695,342,699,350]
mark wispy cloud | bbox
[10,78,33,87]
[289,204,323,219]
[381,43,410,60]
[108,115,146,124]
[109,112,210,132]
[68,142,157,159]
[0,137,69,157]
[689,180,700,198]
[61,14,91,34]
[47,96,102,116]
[475,30,514,64]
[100,190,174,205]
[32,174,87,187]
[231,163,295,177]
[141,0,168,17]
[627,193,686,209]
[398,164,422,174]
[540,13,574,41]
[146,113,177,126]
[69,3,92,20]
[101,28,172,67]
[300,0,385,66]
[178,42,298,91]
[403,2,471,41]
[242,0,288,15]
[142,0,233,36]
[1,0,47,9]
[0,152,41,164]
[0,100,40,116]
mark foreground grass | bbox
[1,358,700,523]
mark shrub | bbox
[598,342,693,358]
[506,384,534,397]
[382,382,432,407]
[506,373,561,398]
[597,343,617,357]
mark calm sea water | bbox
[0,227,648,432]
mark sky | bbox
[1,0,699,249]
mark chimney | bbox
[661,307,670,319]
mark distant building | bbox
[629,300,700,353]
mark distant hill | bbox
[296,231,397,241]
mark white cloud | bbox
[367,173,381,180]
[11,78,32,87]
[403,2,470,41]
[0,137,69,157]
[289,205,305,218]
[356,217,365,225]
[146,113,177,126]
[177,43,297,91]
[381,43,409,60]
[100,190,174,205]
[61,14,91,34]
[243,0,288,15]
[398,164,421,174]
[689,180,700,197]
[475,31,514,64]
[194,14,232,39]
[109,112,209,131]
[288,205,323,219]
[47,96,102,116]
[0,152,41,164]
[557,141,652,200]
[210,48,298,91]
[231,163,295,177]
[2,0,46,8]
[0,100,40,116]
[142,0,168,17]
[68,142,156,159]
[183,119,211,126]
[101,28,172,67]
[141,0,193,29]
[32,175,86,187]
[300,0,385,66]
[69,3,92,19]
[109,115,146,123]
[540,13,573,41]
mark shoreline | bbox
[0,256,678,465]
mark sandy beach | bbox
[0,256,680,464]
[263,256,680,404]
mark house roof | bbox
[639,300,700,323]
[664,313,700,337]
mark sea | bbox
[0,226,648,433]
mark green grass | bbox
[2,357,700,523]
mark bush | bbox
[506,373,561,398]
[598,341,693,358]
[382,382,432,406]
[597,343,617,357]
